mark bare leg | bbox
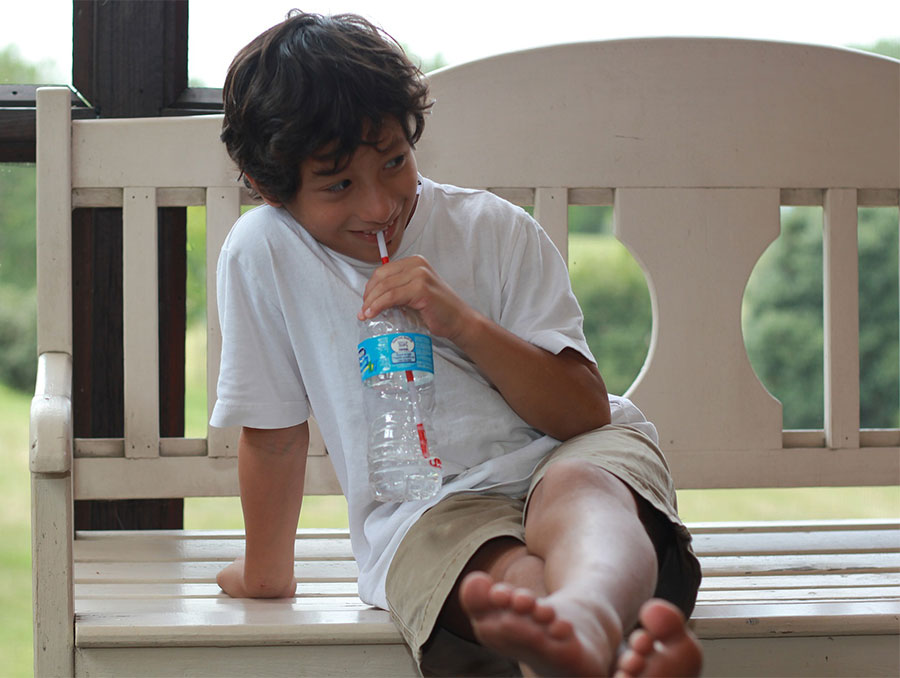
[614,599,703,677]
[448,459,666,677]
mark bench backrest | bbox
[36,38,899,501]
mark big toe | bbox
[638,599,687,642]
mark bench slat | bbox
[690,600,900,637]
[74,582,900,605]
[691,529,900,555]
[77,596,373,615]
[696,586,900,603]
[75,581,359,599]
[76,605,402,647]
[74,560,359,583]
[700,552,900,576]
[701,572,900,589]
[75,536,354,562]
[687,519,900,533]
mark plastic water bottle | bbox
[358,306,442,502]
[356,229,442,502]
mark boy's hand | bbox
[359,255,476,342]
[217,556,298,598]
[359,256,611,440]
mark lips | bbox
[353,218,398,244]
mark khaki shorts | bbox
[384,424,702,677]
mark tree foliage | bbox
[569,232,650,396]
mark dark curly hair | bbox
[221,11,432,203]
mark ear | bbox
[245,174,283,207]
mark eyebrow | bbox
[308,132,405,178]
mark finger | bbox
[362,265,431,318]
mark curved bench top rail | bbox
[416,38,899,190]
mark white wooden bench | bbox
[31,38,899,677]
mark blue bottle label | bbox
[358,332,434,381]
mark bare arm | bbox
[360,257,610,440]
[217,422,310,598]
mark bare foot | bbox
[614,599,702,677]
[460,570,620,677]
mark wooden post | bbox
[72,0,188,529]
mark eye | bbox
[385,153,406,169]
[326,179,351,193]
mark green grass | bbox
[0,382,35,678]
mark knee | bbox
[533,458,634,509]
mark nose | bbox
[357,179,395,225]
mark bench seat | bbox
[72,520,900,677]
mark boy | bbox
[211,11,702,677]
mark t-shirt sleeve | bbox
[497,212,596,364]
[209,242,310,429]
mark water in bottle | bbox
[357,230,442,502]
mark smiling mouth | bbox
[355,219,398,241]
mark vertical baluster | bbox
[123,187,160,458]
[534,187,569,262]
[823,188,860,448]
[205,187,242,457]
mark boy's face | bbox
[276,118,419,263]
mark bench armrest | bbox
[30,352,73,474]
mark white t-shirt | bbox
[210,176,656,608]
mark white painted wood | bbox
[123,187,160,458]
[823,188,861,448]
[75,527,349,539]
[31,473,74,677]
[702,635,899,677]
[74,535,354,562]
[417,40,899,190]
[76,581,900,604]
[691,528,900,555]
[74,585,900,644]
[72,454,340,499]
[689,573,900,589]
[688,518,900,533]
[73,559,359,583]
[615,188,783,453]
[75,644,418,678]
[72,187,211,209]
[205,187,242,458]
[68,441,900,492]
[697,586,900,603]
[533,187,569,261]
[35,87,73,355]
[30,353,73,473]
[690,600,900,637]
[72,115,240,189]
[75,603,400,647]
[64,521,900,675]
[699,552,900,576]
[74,581,360,599]
[665,445,900,489]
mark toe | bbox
[459,571,494,616]
[638,599,686,642]
[616,648,646,677]
[628,628,655,655]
